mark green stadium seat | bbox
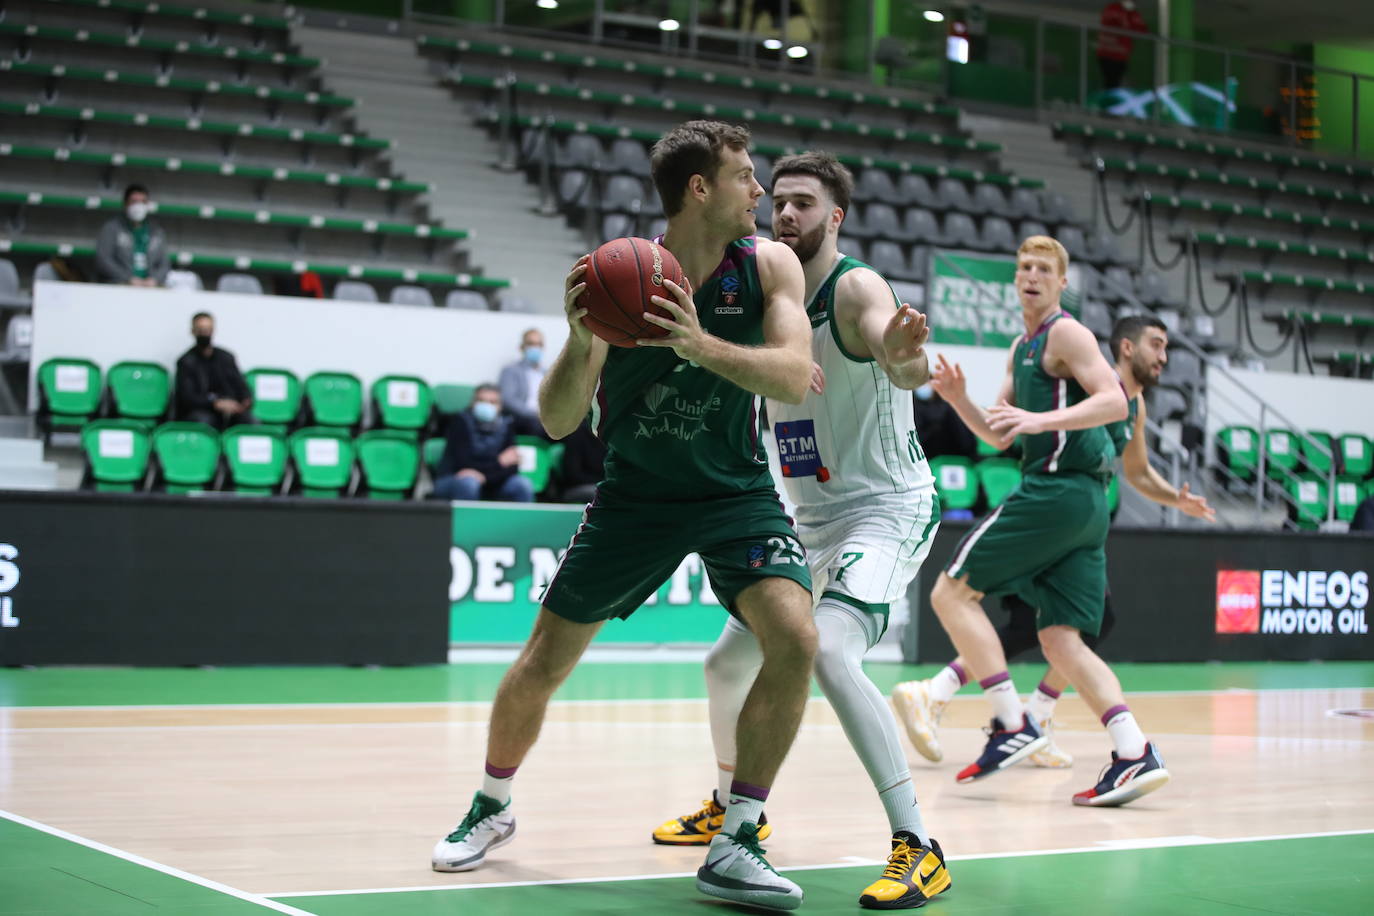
[106,360,170,424]
[1216,425,1259,479]
[423,436,446,474]
[38,357,102,432]
[289,427,356,498]
[371,375,434,435]
[1288,474,1329,530]
[1300,431,1335,475]
[356,430,419,499]
[1264,428,1301,479]
[1339,433,1372,478]
[515,435,564,498]
[1107,474,1120,515]
[975,437,1004,458]
[976,457,1022,507]
[304,371,364,430]
[151,422,220,494]
[929,456,978,512]
[433,383,477,416]
[81,419,151,492]
[246,368,303,430]
[221,426,287,495]
[1335,477,1364,523]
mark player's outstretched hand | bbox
[810,361,825,395]
[883,304,930,365]
[987,399,1045,439]
[639,278,706,361]
[564,255,593,348]
[1176,482,1217,522]
[929,353,967,403]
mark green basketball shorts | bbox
[944,472,1110,636]
[543,488,812,623]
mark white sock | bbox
[979,672,1024,729]
[721,787,766,835]
[703,617,762,813]
[812,600,931,846]
[1026,683,1061,725]
[1102,705,1147,759]
[482,766,515,806]
[929,662,967,705]
[878,776,930,847]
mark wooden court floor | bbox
[1,661,1372,914]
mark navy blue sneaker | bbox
[1073,742,1170,807]
[956,714,1047,783]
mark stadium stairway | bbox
[293,23,584,313]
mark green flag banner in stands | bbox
[926,250,1021,347]
[449,503,730,643]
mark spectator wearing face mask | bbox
[911,381,978,460]
[96,184,171,287]
[430,384,533,502]
[175,311,258,429]
[498,327,547,435]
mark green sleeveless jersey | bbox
[1012,311,1116,477]
[591,236,771,499]
[1105,388,1140,458]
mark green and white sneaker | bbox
[431,791,516,872]
[696,822,803,911]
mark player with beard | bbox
[894,315,1215,771]
[431,121,819,911]
[652,152,952,910]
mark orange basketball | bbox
[579,237,686,347]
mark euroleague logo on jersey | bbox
[716,275,743,314]
[1216,568,1369,636]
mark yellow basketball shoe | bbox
[859,833,952,910]
[1029,717,1074,768]
[652,791,772,846]
[892,679,946,763]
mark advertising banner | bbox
[926,250,1022,348]
[909,523,1373,663]
[450,503,732,644]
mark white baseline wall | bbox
[1206,366,1374,441]
[29,281,569,411]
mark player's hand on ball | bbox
[930,353,967,403]
[639,278,707,361]
[883,304,929,364]
[564,255,593,348]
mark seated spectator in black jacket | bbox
[175,312,257,429]
[431,385,533,502]
[1351,494,1374,533]
[912,382,978,459]
[556,419,606,504]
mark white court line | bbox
[263,827,1374,899]
[0,809,319,915]
[9,682,1374,714]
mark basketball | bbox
[579,237,687,347]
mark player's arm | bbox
[931,346,1016,450]
[540,256,609,439]
[638,237,811,404]
[1121,397,1217,521]
[988,319,1127,438]
[838,269,930,390]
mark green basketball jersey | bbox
[1012,311,1115,477]
[591,236,772,499]
[1105,389,1140,458]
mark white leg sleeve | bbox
[812,598,910,794]
[703,615,763,797]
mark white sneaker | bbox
[892,679,946,763]
[696,822,802,911]
[1029,717,1074,768]
[431,791,516,872]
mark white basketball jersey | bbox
[768,255,935,523]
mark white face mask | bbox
[126,202,149,223]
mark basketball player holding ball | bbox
[432,120,819,911]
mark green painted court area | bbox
[3,815,1370,915]
[2,659,1373,707]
